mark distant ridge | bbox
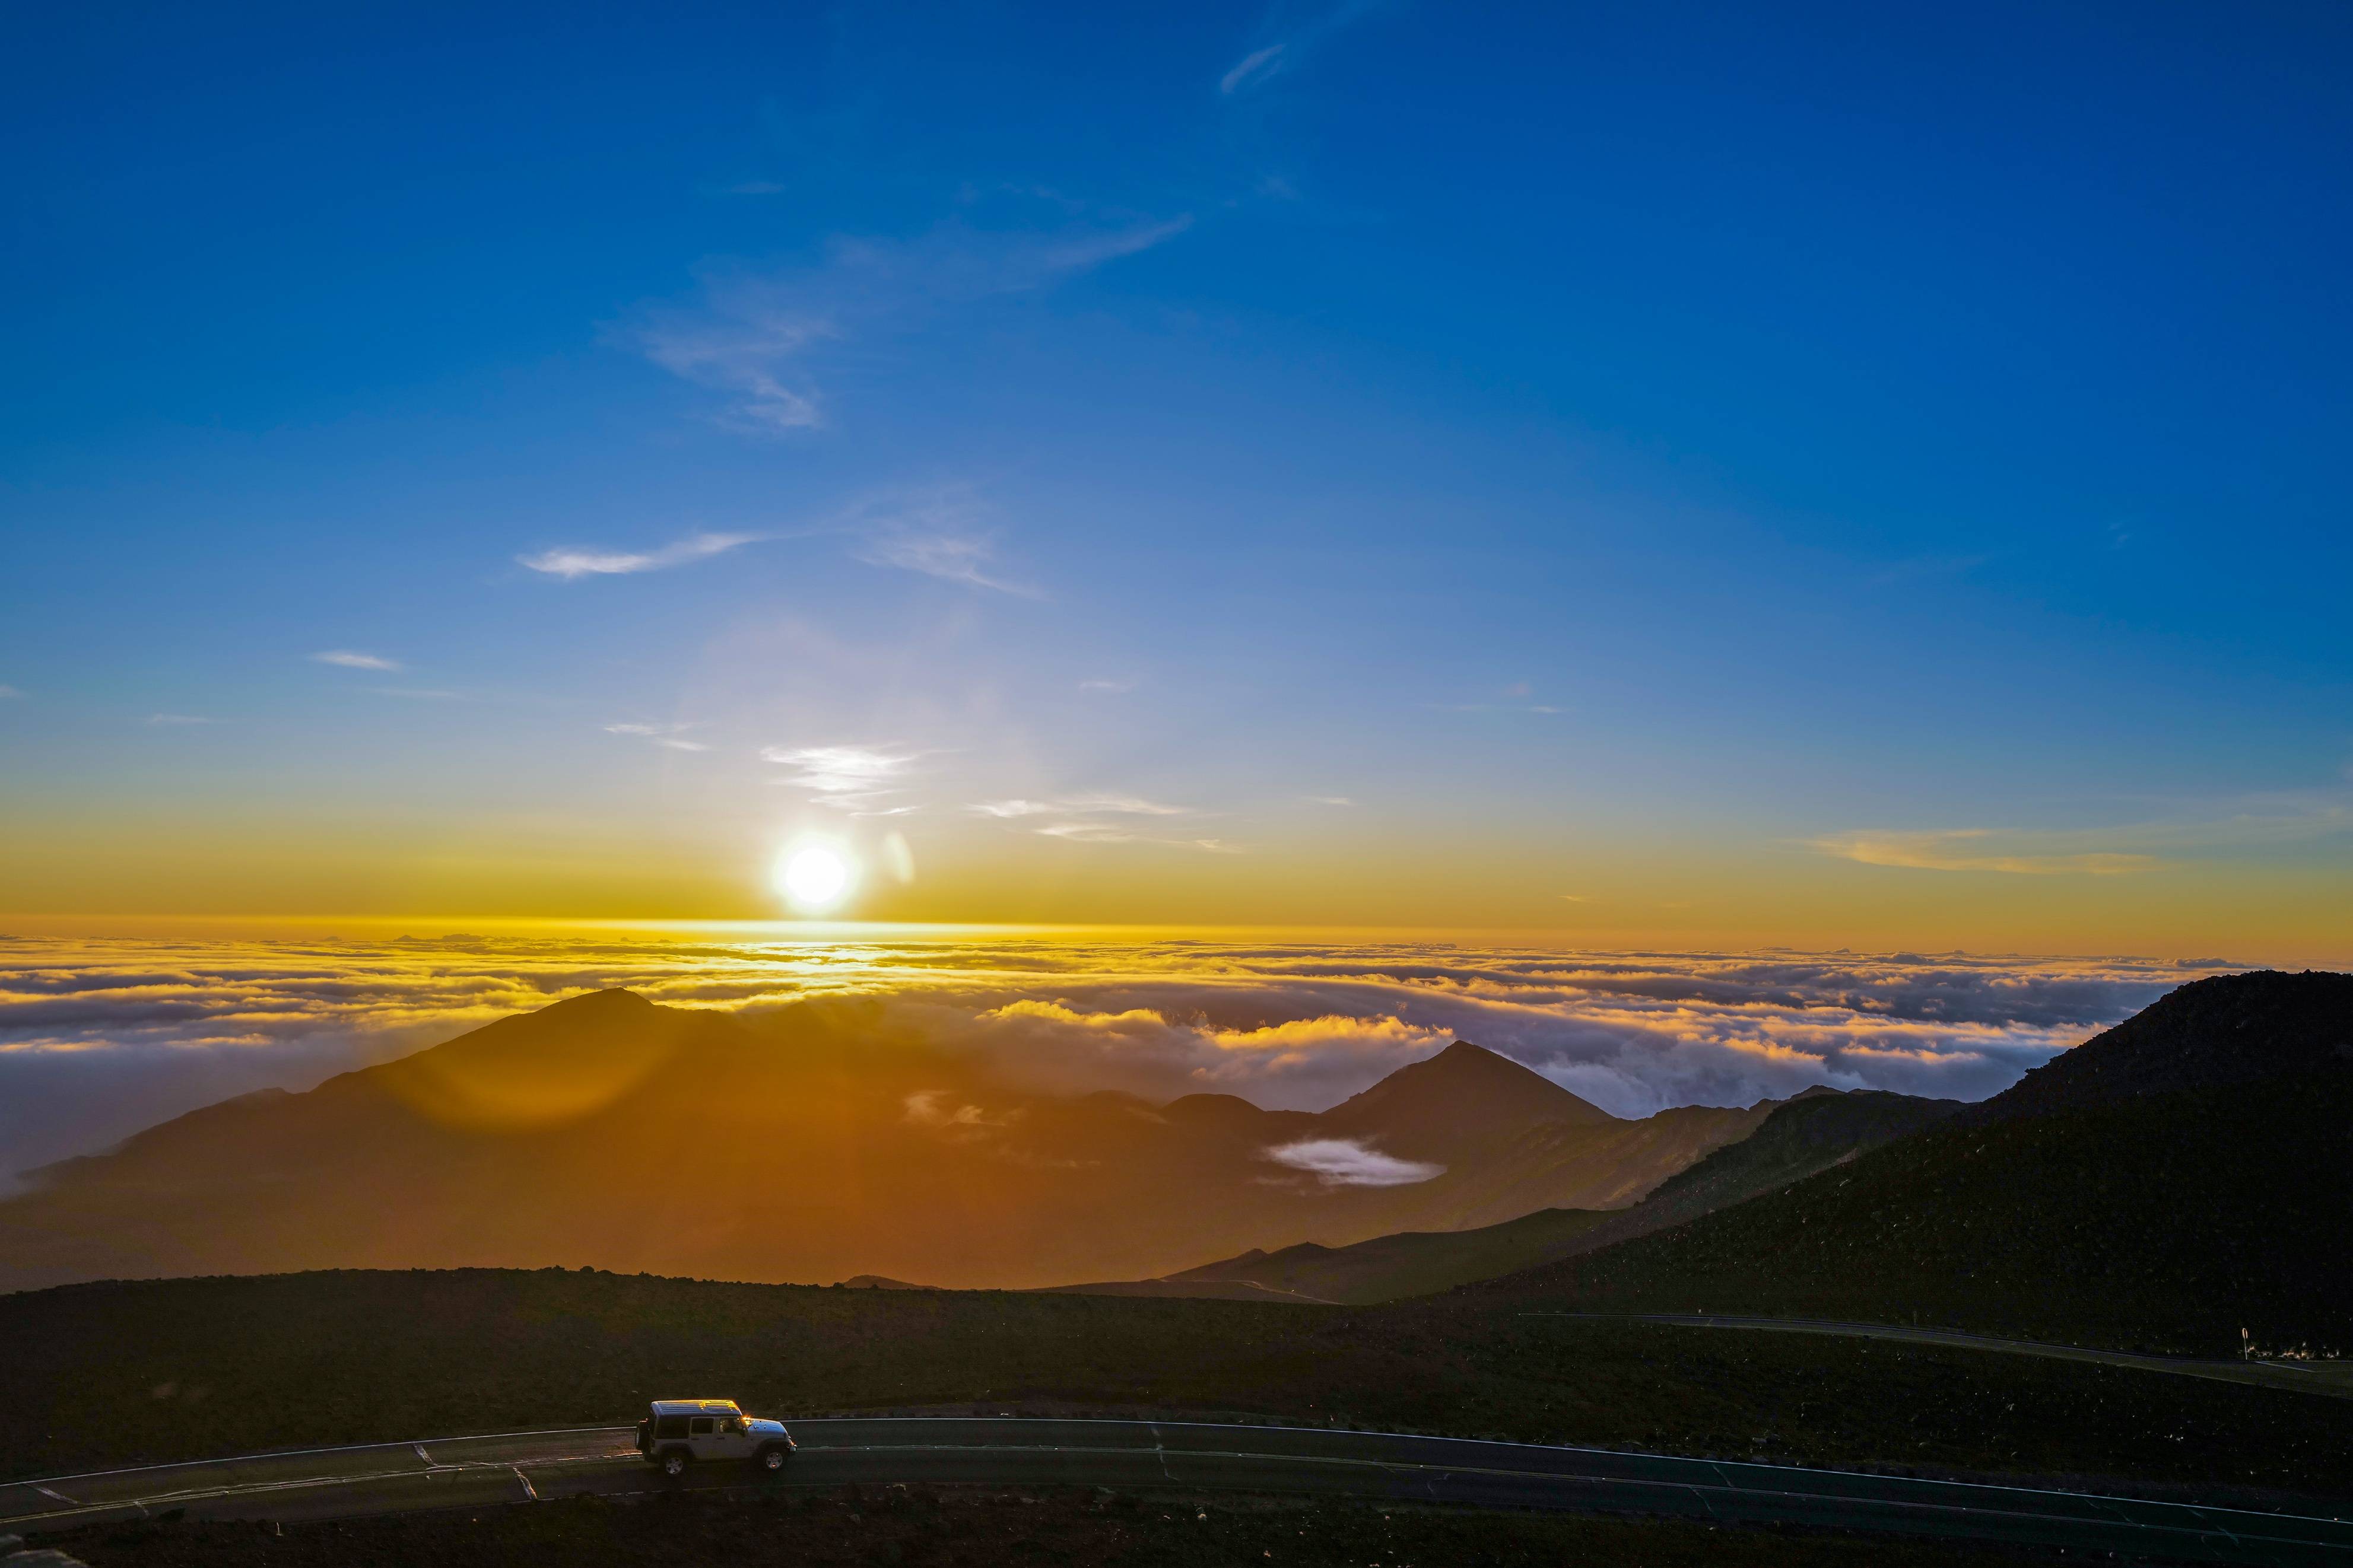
[0,1006,1772,1293]
[1046,1087,1953,1306]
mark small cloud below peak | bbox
[145,713,216,726]
[1264,1137,1443,1188]
[312,650,401,672]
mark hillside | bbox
[1052,1089,1954,1305]
[5,1268,2351,1503]
[1493,971,2353,1354]
[0,992,1765,1292]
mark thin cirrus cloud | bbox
[971,794,1236,851]
[605,723,710,753]
[312,650,402,672]
[144,713,215,726]
[833,487,1040,597]
[0,685,23,699]
[1811,829,2161,876]
[1218,0,1387,96]
[625,212,1192,435]
[763,744,919,813]
[519,531,757,580]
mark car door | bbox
[713,1413,754,1459]
[687,1416,719,1458]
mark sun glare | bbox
[776,845,855,915]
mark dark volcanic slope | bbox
[1052,1089,1954,1306]
[1493,971,2353,1354]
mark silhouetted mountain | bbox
[1490,971,2353,1354]
[0,995,1770,1293]
[1048,1089,1954,1305]
[1316,1041,1611,1160]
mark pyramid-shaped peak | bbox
[1316,1039,1614,1160]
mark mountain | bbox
[1489,971,2353,1354]
[1048,1088,1957,1305]
[0,993,1771,1293]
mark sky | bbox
[2,1,2351,959]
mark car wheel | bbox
[662,1451,689,1477]
[758,1445,787,1472]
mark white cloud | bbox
[763,745,919,813]
[1218,1,1387,96]
[1220,43,1288,94]
[1813,831,2158,876]
[0,685,22,699]
[627,214,1190,435]
[605,723,710,753]
[313,650,401,672]
[1079,679,1135,694]
[852,531,1035,596]
[144,714,215,726]
[833,486,1040,596]
[1305,795,1354,807]
[519,532,757,580]
[1264,1137,1444,1187]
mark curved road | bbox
[5,1419,2351,1566]
[1532,1313,2353,1401]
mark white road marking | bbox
[36,1487,75,1505]
[414,1444,432,1464]
[512,1467,537,1502]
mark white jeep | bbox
[635,1398,796,1475]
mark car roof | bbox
[650,1399,742,1416]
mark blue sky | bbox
[2,1,2348,952]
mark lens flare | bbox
[775,845,855,914]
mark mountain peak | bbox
[1316,1040,1614,1160]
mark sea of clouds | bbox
[0,931,2233,1188]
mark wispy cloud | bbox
[312,650,401,672]
[1079,679,1135,694]
[973,794,1233,850]
[833,487,1040,596]
[1264,1137,1444,1187]
[144,713,215,726]
[1811,829,2159,876]
[1218,1,1387,96]
[372,688,463,701]
[1305,795,1354,807]
[0,685,22,699]
[971,794,1190,820]
[519,532,757,580]
[764,745,919,813]
[627,212,1191,435]
[606,723,710,753]
[1220,43,1288,94]
[853,531,1033,596]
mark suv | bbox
[636,1399,796,1475]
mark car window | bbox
[655,1416,688,1439]
[690,1417,713,1435]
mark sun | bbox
[774,844,855,915]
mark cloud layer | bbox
[0,933,2232,1189]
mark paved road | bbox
[1534,1313,2353,1401]
[6,1419,2352,1566]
